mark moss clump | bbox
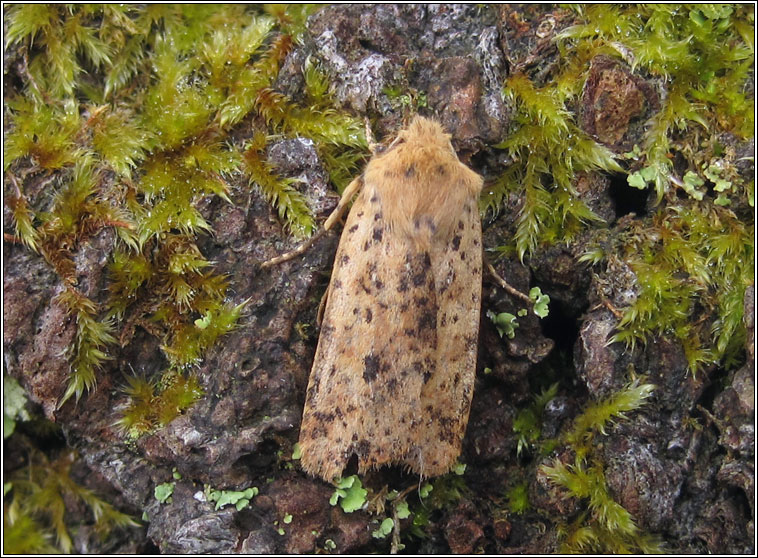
[488,5,753,374]
[583,202,753,371]
[485,73,622,261]
[557,4,754,202]
[512,382,559,456]
[541,380,662,553]
[114,372,204,439]
[4,448,139,554]
[3,4,365,408]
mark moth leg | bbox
[261,176,364,268]
[323,175,363,231]
[316,288,328,326]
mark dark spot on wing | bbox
[365,308,373,323]
[397,276,409,293]
[363,354,380,383]
[313,411,335,423]
[451,235,461,251]
[320,324,336,341]
[438,416,457,443]
[464,333,478,352]
[340,254,350,264]
[372,227,383,242]
[386,377,398,393]
[333,279,343,289]
[405,164,416,178]
[355,439,371,457]
[417,307,436,334]
[348,224,359,233]
[411,253,432,287]
[305,380,318,404]
[358,277,371,294]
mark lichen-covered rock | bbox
[307,4,507,146]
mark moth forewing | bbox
[298,116,483,481]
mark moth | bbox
[295,116,483,480]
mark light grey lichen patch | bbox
[475,26,507,124]
[314,29,392,112]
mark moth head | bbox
[396,115,456,155]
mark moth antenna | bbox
[364,117,379,155]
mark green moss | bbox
[513,382,559,456]
[540,380,662,553]
[4,449,139,554]
[555,4,753,202]
[488,5,753,374]
[3,97,81,171]
[114,372,204,439]
[506,482,530,515]
[581,202,753,372]
[242,132,315,238]
[55,287,117,406]
[486,72,622,261]
[4,4,368,407]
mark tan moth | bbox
[291,116,483,480]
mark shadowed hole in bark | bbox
[234,439,280,473]
[539,298,580,356]
[608,172,650,218]
[724,486,752,518]
[342,454,360,477]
